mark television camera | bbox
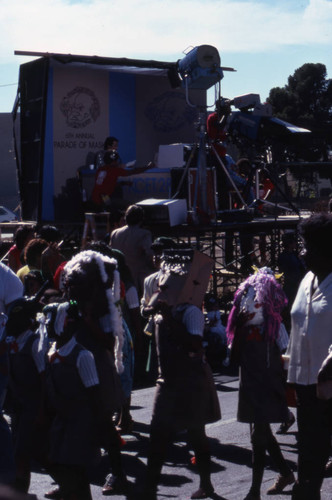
[214,93,312,165]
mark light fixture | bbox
[177,45,224,90]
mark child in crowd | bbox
[45,301,102,500]
[204,293,230,369]
[5,296,47,493]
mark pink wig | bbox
[226,267,287,344]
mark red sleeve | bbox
[207,112,227,141]
[91,167,119,204]
[118,169,135,177]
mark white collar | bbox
[49,336,77,357]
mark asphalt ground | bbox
[26,373,332,500]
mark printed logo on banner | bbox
[145,91,197,133]
[60,86,100,129]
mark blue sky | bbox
[0,0,331,112]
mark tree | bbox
[268,63,332,131]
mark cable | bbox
[0,83,17,87]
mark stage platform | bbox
[0,213,306,314]
[142,212,306,313]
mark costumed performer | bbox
[63,250,128,496]
[142,248,221,500]
[226,267,295,500]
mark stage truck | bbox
[13,46,232,223]
[13,46,330,226]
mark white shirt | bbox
[178,304,205,337]
[140,270,160,316]
[0,262,23,314]
[154,304,205,337]
[287,271,332,385]
[125,285,140,309]
[48,337,99,388]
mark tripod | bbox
[251,160,300,216]
[211,144,248,208]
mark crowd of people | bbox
[0,205,331,500]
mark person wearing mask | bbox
[141,249,221,500]
[227,267,295,500]
[63,250,128,496]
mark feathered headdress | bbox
[64,250,125,373]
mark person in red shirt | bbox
[91,151,151,211]
[206,111,227,159]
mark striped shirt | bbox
[176,304,205,336]
[48,337,99,388]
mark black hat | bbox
[6,297,36,336]
[151,237,178,252]
[282,230,296,245]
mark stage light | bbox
[177,45,224,90]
